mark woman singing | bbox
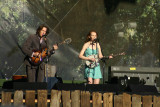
[79,31,112,84]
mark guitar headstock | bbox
[64,38,72,44]
[112,52,125,57]
[119,52,125,56]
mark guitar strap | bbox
[91,41,99,67]
[91,41,95,62]
[96,42,98,56]
[39,37,43,61]
[38,36,48,62]
[90,41,99,56]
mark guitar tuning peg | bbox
[56,42,59,46]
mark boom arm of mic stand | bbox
[101,57,109,63]
[101,56,110,85]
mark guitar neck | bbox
[57,41,64,46]
[112,52,125,57]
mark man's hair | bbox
[36,24,49,35]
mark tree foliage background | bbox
[0,0,160,80]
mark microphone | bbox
[90,38,99,45]
[43,34,47,38]
[94,38,99,43]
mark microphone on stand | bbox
[94,38,99,43]
[101,56,109,61]
[90,38,99,45]
[43,34,47,38]
[42,34,47,42]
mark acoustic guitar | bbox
[30,38,72,66]
[85,52,125,68]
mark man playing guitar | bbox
[22,24,58,82]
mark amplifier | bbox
[106,66,160,89]
[12,75,27,80]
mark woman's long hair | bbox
[36,24,49,36]
[85,30,98,43]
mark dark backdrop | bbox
[0,0,160,80]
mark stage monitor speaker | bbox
[53,83,120,93]
[2,81,47,90]
[13,82,47,90]
[86,84,120,92]
[129,84,158,94]
[53,83,85,91]
[2,78,28,89]
[53,83,158,94]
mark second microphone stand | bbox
[101,57,109,85]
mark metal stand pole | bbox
[102,59,107,85]
[45,56,48,82]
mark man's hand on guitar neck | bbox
[102,55,113,59]
[105,52,125,59]
[109,54,113,59]
[53,44,58,50]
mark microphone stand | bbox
[45,53,49,82]
[100,56,109,92]
[101,57,109,84]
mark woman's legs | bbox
[94,79,100,84]
[87,78,100,84]
[88,77,93,84]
